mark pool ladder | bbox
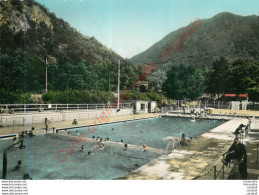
[165,142,170,155]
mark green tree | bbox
[147,69,167,91]
[162,65,204,100]
[0,54,27,103]
[204,57,230,98]
[228,59,259,101]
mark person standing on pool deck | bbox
[44,118,49,132]
[222,137,247,179]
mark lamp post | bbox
[45,55,48,92]
[117,59,120,109]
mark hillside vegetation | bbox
[130,12,259,68]
[1,1,258,103]
[0,0,137,103]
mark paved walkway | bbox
[117,118,259,180]
[246,141,259,180]
[211,109,259,117]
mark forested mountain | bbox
[130,12,259,68]
[0,0,136,103]
[1,1,258,103]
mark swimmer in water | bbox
[99,144,104,151]
[124,144,128,150]
[23,173,32,180]
[13,137,19,148]
[19,140,25,149]
[28,129,34,137]
[80,145,85,151]
[143,144,148,152]
[111,128,114,130]
[88,151,91,155]
[14,160,22,171]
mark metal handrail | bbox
[192,151,239,180]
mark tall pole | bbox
[117,59,120,109]
[45,55,48,92]
[2,151,7,179]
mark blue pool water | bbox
[0,135,160,180]
[0,117,224,180]
[68,117,224,149]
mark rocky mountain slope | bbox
[0,0,125,65]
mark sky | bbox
[36,0,259,58]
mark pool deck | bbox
[117,116,259,180]
[0,113,159,136]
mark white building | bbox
[149,101,157,113]
[121,100,157,114]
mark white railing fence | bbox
[0,103,133,113]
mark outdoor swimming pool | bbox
[0,117,224,180]
[68,117,224,149]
